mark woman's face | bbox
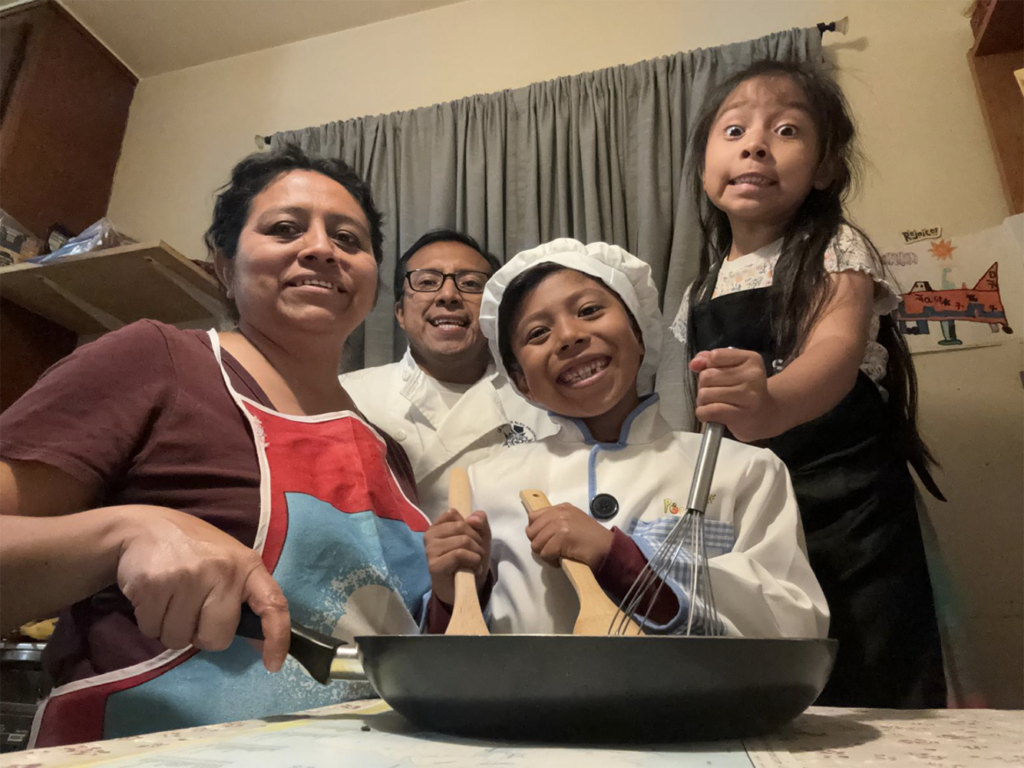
[216,170,378,340]
[509,269,643,423]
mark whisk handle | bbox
[686,422,724,514]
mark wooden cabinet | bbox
[0,0,137,237]
[968,0,1024,215]
[0,0,137,410]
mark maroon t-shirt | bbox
[0,320,418,686]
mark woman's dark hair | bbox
[686,59,942,497]
[204,144,384,265]
[497,263,641,381]
[394,228,501,302]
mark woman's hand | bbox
[424,508,491,605]
[116,507,290,672]
[525,503,614,570]
[689,348,781,442]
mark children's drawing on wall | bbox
[899,262,1010,347]
[882,214,1024,354]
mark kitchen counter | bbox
[1,699,1020,768]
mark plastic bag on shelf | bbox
[29,218,136,265]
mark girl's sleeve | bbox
[658,284,698,432]
[668,283,693,346]
[825,225,901,315]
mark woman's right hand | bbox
[116,507,290,672]
[424,508,491,605]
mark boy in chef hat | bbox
[422,239,828,638]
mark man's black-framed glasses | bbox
[405,269,490,294]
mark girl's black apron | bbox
[692,287,945,708]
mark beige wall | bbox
[108,0,1023,705]
[108,0,1015,260]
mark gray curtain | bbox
[270,27,823,422]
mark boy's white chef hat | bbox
[479,238,662,394]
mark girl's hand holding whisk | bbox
[525,503,614,570]
[691,273,876,444]
[690,348,780,442]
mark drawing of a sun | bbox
[929,238,956,260]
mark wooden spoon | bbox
[519,489,642,636]
[444,468,490,636]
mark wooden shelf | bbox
[968,0,1024,215]
[0,241,229,335]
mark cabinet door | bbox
[0,4,42,126]
[0,1,137,238]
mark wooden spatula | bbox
[519,489,642,636]
[444,468,490,636]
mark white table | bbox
[2,700,1020,768]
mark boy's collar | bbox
[552,393,664,446]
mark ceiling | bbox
[10,0,467,78]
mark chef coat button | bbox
[401,371,411,382]
[590,493,618,521]
[395,430,407,441]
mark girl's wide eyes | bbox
[724,125,744,138]
[776,124,798,137]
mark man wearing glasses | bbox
[341,229,555,519]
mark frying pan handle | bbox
[327,646,365,681]
[237,604,348,685]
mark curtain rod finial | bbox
[818,16,850,36]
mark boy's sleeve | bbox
[701,450,830,638]
[593,529,681,627]
[623,450,829,638]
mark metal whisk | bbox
[610,422,725,636]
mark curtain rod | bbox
[255,17,850,149]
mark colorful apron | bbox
[31,331,431,746]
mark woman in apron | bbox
[0,146,432,746]
[670,60,945,707]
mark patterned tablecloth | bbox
[2,700,1021,768]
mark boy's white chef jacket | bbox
[468,395,830,638]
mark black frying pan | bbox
[237,608,836,741]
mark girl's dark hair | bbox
[497,263,641,381]
[686,59,942,498]
[204,144,384,265]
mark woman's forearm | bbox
[0,508,130,633]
